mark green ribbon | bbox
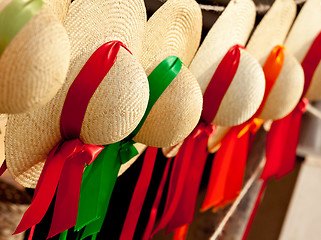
[0,0,44,56]
[74,56,182,240]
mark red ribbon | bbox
[142,157,172,240]
[264,32,321,180]
[202,45,285,212]
[242,33,321,240]
[0,160,7,176]
[142,45,242,239]
[119,147,158,240]
[14,41,128,238]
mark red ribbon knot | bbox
[191,122,216,139]
[298,97,309,113]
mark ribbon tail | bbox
[58,230,68,240]
[142,158,172,240]
[276,108,302,178]
[263,108,301,180]
[173,224,189,240]
[0,160,7,176]
[119,147,158,240]
[166,136,209,233]
[216,130,250,208]
[151,138,195,237]
[76,143,122,240]
[48,153,89,238]
[201,128,239,211]
[14,145,64,234]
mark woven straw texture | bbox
[6,0,149,188]
[285,0,321,100]
[133,0,203,148]
[247,0,304,120]
[0,0,70,113]
[247,0,297,65]
[189,0,265,127]
[259,50,304,120]
[44,0,70,22]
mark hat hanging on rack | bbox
[44,0,70,22]
[0,0,70,113]
[246,0,304,120]
[164,0,266,157]
[201,0,303,213]
[285,0,321,100]
[5,0,149,188]
[133,0,202,147]
[119,0,203,174]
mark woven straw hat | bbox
[132,0,203,148]
[189,0,265,127]
[6,0,150,188]
[0,0,70,113]
[284,0,321,100]
[163,0,265,158]
[44,0,70,22]
[246,0,304,120]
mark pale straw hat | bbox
[44,0,70,22]
[164,0,266,157]
[189,0,265,126]
[132,0,203,148]
[5,0,150,188]
[284,0,321,100]
[246,0,304,120]
[0,0,70,113]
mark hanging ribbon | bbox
[0,0,44,56]
[14,41,127,239]
[142,157,173,240]
[0,160,7,176]
[264,32,321,180]
[75,56,182,240]
[141,45,242,239]
[242,32,321,240]
[202,45,285,212]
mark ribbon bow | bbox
[75,140,138,240]
[15,41,128,239]
[14,139,103,238]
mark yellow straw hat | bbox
[0,0,70,113]
[5,0,150,188]
[284,0,321,100]
[132,0,203,148]
[44,0,70,22]
[246,0,304,120]
[164,0,265,157]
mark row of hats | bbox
[0,0,320,239]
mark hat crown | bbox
[190,0,265,126]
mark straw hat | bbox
[189,0,265,127]
[44,0,70,22]
[246,0,304,120]
[162,0,265,157]
[132,0,203,148]
[284,0,321,100]
[5,0,150,188]
[0,0,70,113]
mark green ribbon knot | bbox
[119,140,138,164]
